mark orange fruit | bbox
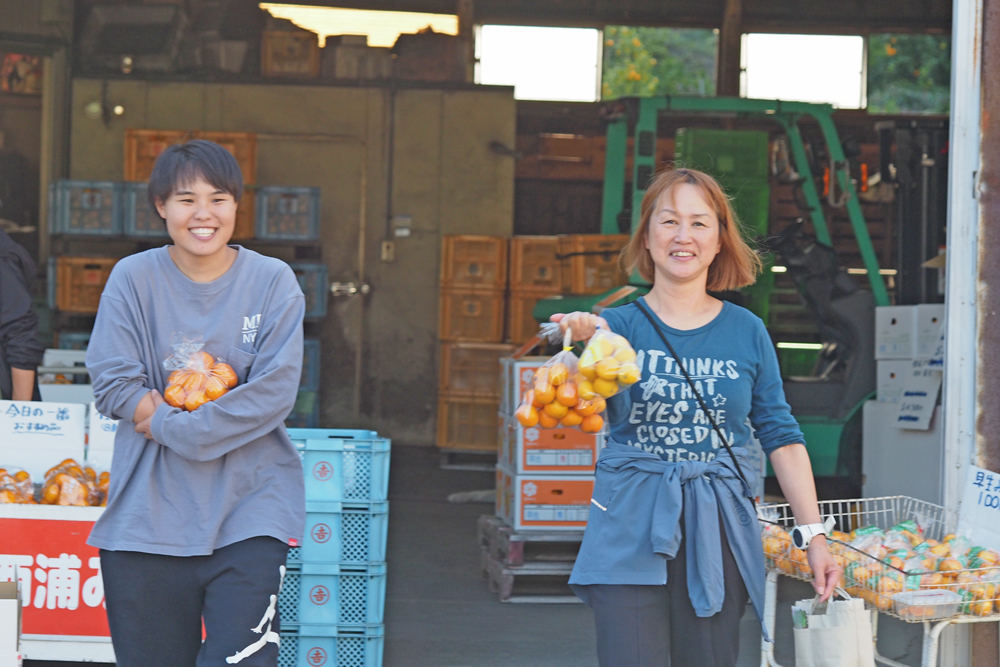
[538,411,559,428]
[14,470,29,483]
[577,379,596,400]
[560,410,584,427]
[533,367,550,385]
[929,543,950,558]
[556,383,578,407]
[184,389,209,412]
[575,399,598,417]
[164,384,187,408]
[205,376,229,401]
[549,363,569,386]
[515,404,540,428]
[168,370,190,386]
[534,384,555,405]
[183,372,206,392]
[592,397,607,413]
[595,358,620,381]
[938,558,962,572]
[42,484,60,504]
[99,471,110,483]
[543,402,569,419]
[82,467,96,482]
[212,363,238,389]
[593,377,619,398]
[191,351,215,370]
[581,413,604,433]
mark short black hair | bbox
[147,139,243,217]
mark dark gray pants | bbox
[101,536,289,667]
[586,519,750,667]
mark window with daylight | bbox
[601,26,718,100]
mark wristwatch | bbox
[791,523,828,549]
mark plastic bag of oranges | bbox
[40,458,105,506]
[577,327,641,399]
[162,335,238,412]
[0,467,35,504]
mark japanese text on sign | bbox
[0,553,104,610]
[958,464,1000,553]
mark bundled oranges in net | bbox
[515,327,640,433]
[0,467,35,504]
[40,459,108,507]
[164,351,238,412]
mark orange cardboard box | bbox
[495,466,593,531]
[501,421,603,474]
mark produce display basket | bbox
[758,495,999,623]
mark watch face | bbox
[792,528,804,549]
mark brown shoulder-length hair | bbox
[621,168,762,291]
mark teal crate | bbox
[123,182,170,238]
[278,562,386,626]
[291,434,390,503]
[287,262,328,319]
[278,624,383,667]
[301,339,321,391]
[50,180,122,235]
[256,187,320,241]
[674,129,770,184]
[287,501,389,564]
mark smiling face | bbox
[155,177,237,265]
[644,182,722,288]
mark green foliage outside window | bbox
[868,34,951,113]
[601,26,717,100]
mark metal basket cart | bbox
[757,495,1000,667]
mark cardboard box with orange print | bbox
[499,356,547,416]
[495,465,593,531]
[500,420,603,474]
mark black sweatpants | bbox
[587,517,750,667]
[100,536,289,667]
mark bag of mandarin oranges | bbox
[162,335,239,412]
[514,324,641,433]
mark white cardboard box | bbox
[876,360,912,403]
[875,306,915,359]
[0,580,20,657]
[914,304,945,359]
[86,403,118,471]
[0,402,86,480]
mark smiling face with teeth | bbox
[156,176,238,274]
[644,182,723,289]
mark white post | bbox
[940,0,983,663]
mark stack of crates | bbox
[674,129,773,324]
[506,236,563,344]
[557,234,630,296]
[282,429,391,667]
[496,354,604,532]
[437,236,509,454]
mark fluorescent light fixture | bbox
[260,3,457,48]
[477,25,601,102]
[776,342,824,350]
[742,33,865,109]
[771,265,788,273]
[846,268,898,275]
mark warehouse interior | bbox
[3,0,994,665]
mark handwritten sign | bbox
[957,464,1000,553]
[0,401,86,480]
[927,324,945,369]
[86,403,117,471]
[895,360,942,430]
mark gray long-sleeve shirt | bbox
[85,246,306,556]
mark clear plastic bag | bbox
[162,334,238,412]
[0,466,34,504]
[577,327,641,399]
[40,458,106,506]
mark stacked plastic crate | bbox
[556,234,631,296]
[505,236,563,344]
[437,236,510,456]
[281,429,391,667]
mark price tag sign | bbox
[928,324,945,368]
[957,464,1000,553]
[0,401,86,479]
[895,361,942,430]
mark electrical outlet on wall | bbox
[381,241,395,262]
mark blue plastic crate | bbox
[301,339,321,391]
[57,331,91,350]
[50,180,122,235]
[123,182,170,238]
[278,624,383,667]
[291,435,391,503]
[288,501,389,564]
[256,187,320,241]
[287,262,328,319]
[278,562,386,625]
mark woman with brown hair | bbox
[555,168,840,666]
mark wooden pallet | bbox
[477,514,583,567]
[478,515,584,603]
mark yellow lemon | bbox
[577,379,596,400]
[579,363,598,380]
[596,357,620,381]
[593,377,619,398]
[613,347,637,363]
[617,362,641,385]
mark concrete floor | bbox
[383,444,925,667]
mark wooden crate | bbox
[393,32,466,82]
[436,393,501,452]
[558,234,630,294]
[439,287,505,342]
[233,190,255,240]
[441,235,508,289]
[124,129,258,184]
[261,30,320,78]
[54,257,117,314]
[439,342,516,398]
[506,288,559,344]
[509,236,561,291]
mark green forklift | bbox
[533,96,889,496]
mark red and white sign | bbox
[0,506,108,639]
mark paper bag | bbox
[793,592,876,667]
